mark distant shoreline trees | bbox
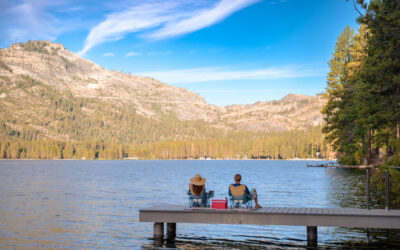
[0,126,331,160]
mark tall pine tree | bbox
[322,26,364,164]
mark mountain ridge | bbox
[0,40,326,143]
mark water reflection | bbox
[326,168,367,208]
[326,167,400,249]
[0,160,398,249]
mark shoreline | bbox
[307,163,375,169]
[0,158,336,161]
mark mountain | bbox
[0,40,326,144]
[220,94,325,132]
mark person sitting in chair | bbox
[188,174,213,207]
[229,174,262,208]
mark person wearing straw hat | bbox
[188,174,214,207]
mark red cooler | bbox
[212,199,228,209]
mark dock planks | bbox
[140,204,400,229]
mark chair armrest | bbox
[246,193,253,198]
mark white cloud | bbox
[0,0,91,47]
[146,0,260,40]
[77,2,181,56]
[102,52,114,57]
[78,0,259,55]
[125,52,141,57]
[136,65,325,84]
[1,0,60,44]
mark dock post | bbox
[307,226,317,247]
[366,169,370,209]
[167,223,176,240]
[385,170,389,210]
[154,222,164,241]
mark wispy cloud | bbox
[1,0,60,45]
[77,2,179,56]
[102,52,114,57]
[125,51,141,57]
[78,0,260,55]
[146,0,260,40]
[0,0,92,47]
[136,65,326,84]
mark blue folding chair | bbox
[188,184,214,208]
[228,184,253,209]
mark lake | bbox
[0,160,398,249]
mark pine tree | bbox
[322,26,363,164]
[353,0,400,159]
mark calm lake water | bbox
[0,160,398,249]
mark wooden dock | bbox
[139,204,400,246]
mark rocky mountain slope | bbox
[221,94,326,132]
[0,41,326,142]
[0,41,221,121]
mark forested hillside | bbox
[0,74,222,144]
[0,41,330,159]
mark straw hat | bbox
[190,174,206,185]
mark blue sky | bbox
[1,0,360,106]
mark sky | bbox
[0,0,360,106]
